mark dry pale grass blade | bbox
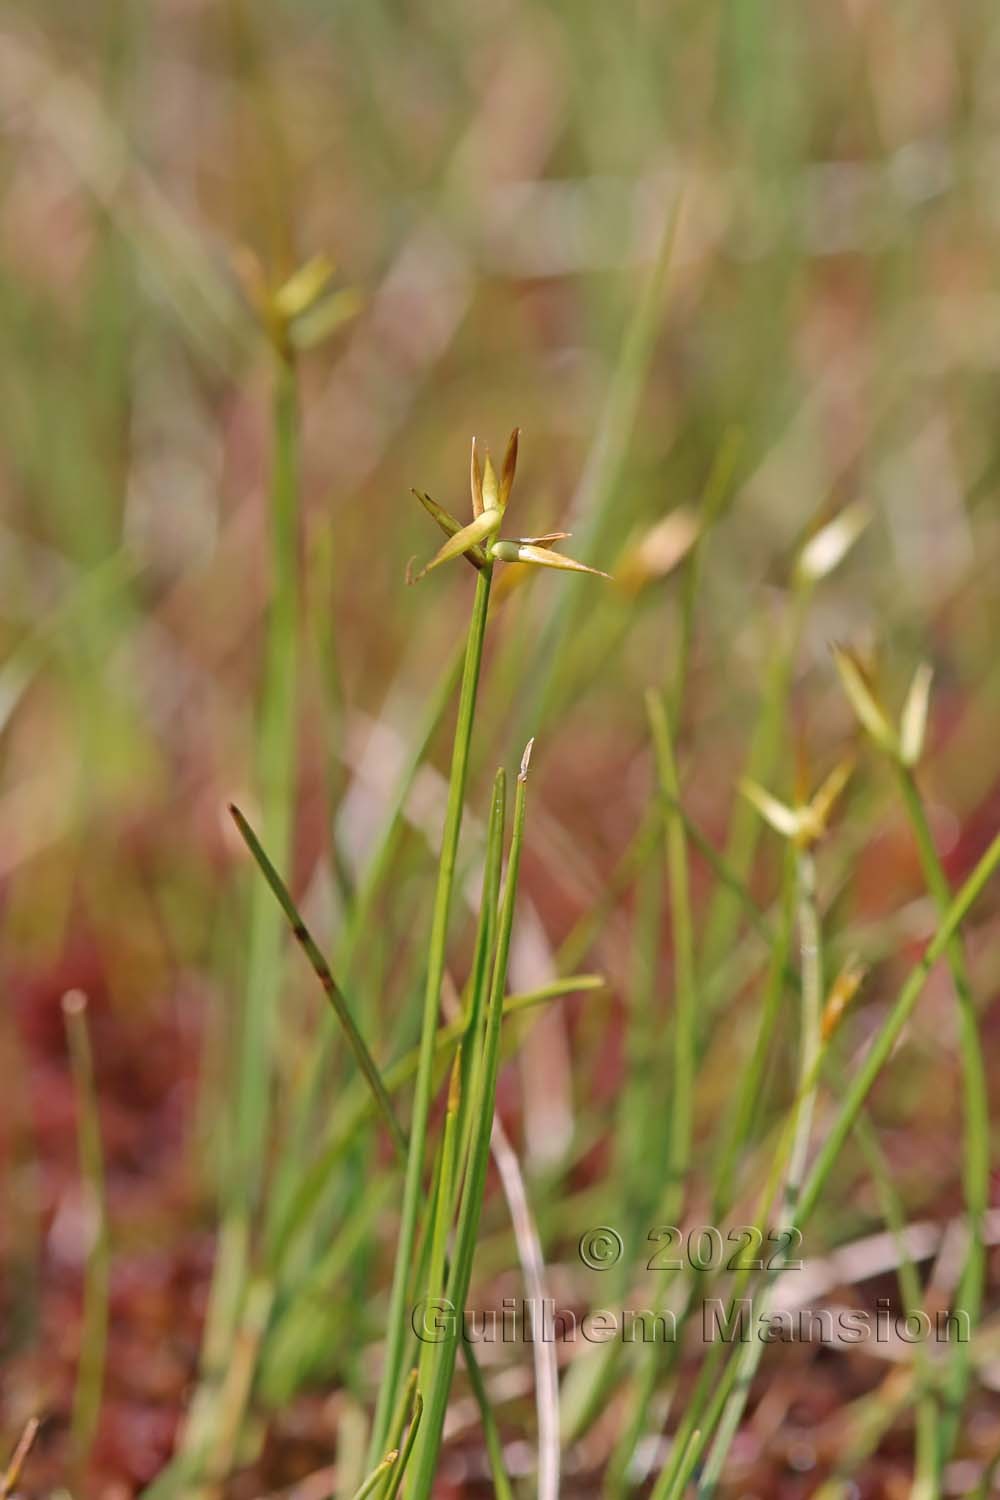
[900,661,934,768]
[489,1118,560,1500]
[1,1418,40,1498]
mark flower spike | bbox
[408,430,610,585]
[833,643,937,768]
[741,754,854,850]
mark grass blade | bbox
[0,1419,39,1500]
[349,1450,398,1500]
[383,1393,423,1500]
[894,764,988,1469]
[229,802,407,1161]
[796,825,1000,1228]
[463,1339,516,1500]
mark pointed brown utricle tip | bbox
[500,427,520,506]
[470,435,484,516]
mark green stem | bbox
[176,349,300,1480]
[710,852,795,1218]
[696,844,822,1496]
[265,975,603,1270]
[652,820,1000,1496]
[796,826,1000,1227]
[700,586,808,981]
[409,754,529,1496]
[462,1339,516,1500]
[895,763,988,1470]
[369,565,493,1458]
[649,694,697,1225]
[234,350,300,1198]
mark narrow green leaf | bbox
[229,804,407,1162]
[349,1450,398,1500]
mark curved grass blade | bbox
[228,803,407,1162]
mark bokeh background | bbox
[3,1,1000,1495]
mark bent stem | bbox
[228,802,407,1160]
[370,564,494,1458]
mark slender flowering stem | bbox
[408,748,531,1496]
[370,564,493,1458]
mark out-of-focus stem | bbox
[895,764,987,1473]
[63,990,110,1481]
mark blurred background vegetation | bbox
[2,0,1000,1495]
